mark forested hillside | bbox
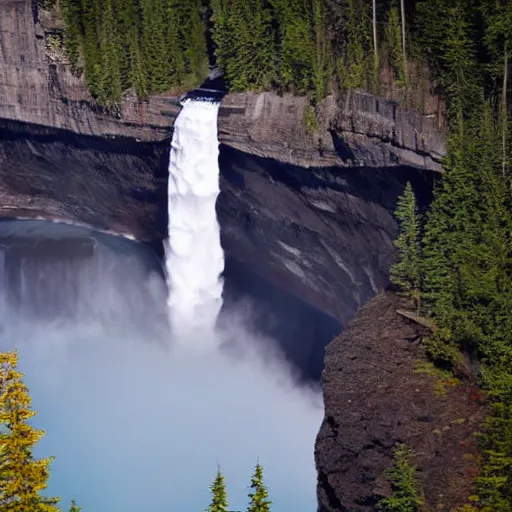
[388,2,512,507]
[56,0,209,108]
[45,0,511,118]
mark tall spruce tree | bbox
[178,0,209,88]
[272,0,315,93]
[60,0,83,71]
[484,0,512,175]
[206,466,229,512]
[247,462,272,512]
[385,3,405,83]
[389,181,421,307]
[311,0,333,101]
[0,350,60,511]
[140,0,170,93]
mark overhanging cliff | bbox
[0,114,435,385]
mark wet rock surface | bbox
[0,118,435,380]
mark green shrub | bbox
[378,444,424,512]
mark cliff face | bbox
[0,117,434,380]
[0,1,444,340]
[0,0,445,171]
[316,293,485,512]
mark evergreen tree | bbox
[69,499,82,512]
[336,0,373,89]
[80,0,102,99]
[272,0,315,93]
[60,0,83,72]
[484,0,512,175]
[389,181,421,307]
[210,0,232,74]
[212,0,277,91]
[206,466,229,512]
[378,444,423,512]
[97,0,123,108]
[179,0,210,88]
[0,350,60,511]
[311,0,333,101]
[385,3,405,83]
[247,462,272,512]
[400,0,407,81]
[116,0,145,94]
[420,100,512,510]
[140,0,170,93]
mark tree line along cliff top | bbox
[39,0,511,122]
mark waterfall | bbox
[164,99,224,346]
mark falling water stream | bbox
[164,99,224,346]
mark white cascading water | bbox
[164,99,224,346]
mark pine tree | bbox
[206,466,229,512]
[484,0,512,175]
[69,499,82,512]
[179,0,209,88]
[247,462,272,512]
[389,181,421,308]
[336,0,373,90]
[140,0,171,93]
[378,444,423,511]
[0,350,60,512]
[80,0,102,99]
[272,0,315,93]
[97,0,122,108]
[60,0,83,72]
[400,0,407,81]
[385,3,405,83]
[311,0,333,101]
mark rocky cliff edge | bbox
[0,0,445,171]
[315,292,485,511]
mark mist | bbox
[0,220,322,512]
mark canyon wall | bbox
[0,0,445,171]
[0,0,444,333]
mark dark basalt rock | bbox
[315,292,485,512]
[217,145,435,326]
[0,118,435,383]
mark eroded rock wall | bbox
[315,293,484,512]
[0,118,435,378]
[0,0,445,171]
[0,0,179,139]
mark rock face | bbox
[0,0,445,171]
[0,118,434,380]
[0,119,170,241]
[217,146,435,327]
[0,0,179,140]
[220,91,446,171]
[316,293,485,511]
